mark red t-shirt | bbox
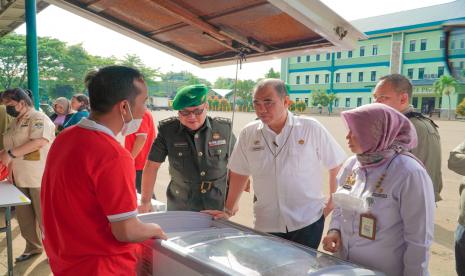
[41,123,139,275]
[124,110,156,170]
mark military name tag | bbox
[174,142,188,148]
[252,146,264,151]
[372,192,388,198]
[208,139,226,147]
[342,184,352,190]
[359,213,377,240]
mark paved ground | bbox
[1,110,463,275]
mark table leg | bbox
[5,206,13,276]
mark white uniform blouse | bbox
[330,154,435,276]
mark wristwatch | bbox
[7,149,16,159]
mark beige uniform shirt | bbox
[0,105,13,150]
[3,108,55,188]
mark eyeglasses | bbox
[178,107,205,116]
[252,100,276,108]
[443,22,465,82]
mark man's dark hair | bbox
[86,66,144,114]
[254,78,288,99]
[379,74,413,99]
[1,88,33,107]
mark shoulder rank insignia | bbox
[213,117,231,124]
[159,116,178,126]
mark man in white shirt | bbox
[206,79,346,249]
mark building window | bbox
[345,98,351,108]
[420,39,427,51]
[360,46,365,57]
[347,72,352,83]
[296,76,301,84]
[418,68,425,79]
[315,75,320,84]
[358,72,364,82]
[357,97,362,107]
[461,39,465,49]
[296,98,300,102]
[348,50,353,58]
[325,74,330,83]
[316,54,320,61]
[438,66,444,77]
[336,73,340,83]
[369,97,372,103]
[334,98,339,107]
[326,53,331,60]
[304,98,309,106]
[461,61,464,69]
[412,97,418,108]
[409,40,416,52]
[440,36,445,49]
[306,55,310,62]
[372,45,378,56]
[305,75,310,84]
[336,52,341,59]
[297,56,301,63]
[407,68,414,79]
[451,40,456,49]
[370,71,376,82]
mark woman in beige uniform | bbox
[0,88,55,262]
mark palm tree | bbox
[433,75,458,120]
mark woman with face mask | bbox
[63,93,90,128]
[322,103,435,276]
[0,88,55,262]
[50,97,73,133]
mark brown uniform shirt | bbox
[3,108,55,188]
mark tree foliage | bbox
[434,75,458,120]
[264,68,280,79]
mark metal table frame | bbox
[0,182,31,276]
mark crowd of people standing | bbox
[0,67,463,276]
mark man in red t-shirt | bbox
[41,66,167,276]
[124,109,156,194]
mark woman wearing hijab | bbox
[63,94,90,128]
[322,103,435,276]
[50,97,73,133]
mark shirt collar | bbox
[177,116,211,134]
[258,110,295,133]
[77,118,116,139]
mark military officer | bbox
[139,84,235,212]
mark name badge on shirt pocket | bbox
[251,146,264,151]
[208,139,226,147]
[174,142,188,148]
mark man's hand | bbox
[323,197,334,218]
[0,150,11,166]
[322,230,341,253]
[201,210,230,220]
[151,224,168,240]
[138,201,153,214]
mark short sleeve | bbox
[227,129,250,175]
[94,155,138,222]
[147,125,168,163]
[135,113,151,136]
[29,113,54,142]
[313,120,347,169]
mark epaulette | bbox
[213,117,232,124]
[158,116,178,126]
[404,111,439,128]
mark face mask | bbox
[6,105,20,117]
[120,104,142,136]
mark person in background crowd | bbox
[0,88,55,262]
[49,97,73,133]
[373,74,443,202]
[139,84,235,213]
[63,93,90,128]
[448,138,465,276]
[322,103,435,276]
[124,108,156,194]
[41,66,166,275]
[206,79,346,250]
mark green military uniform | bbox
[148,116,235,211]
[404,106,443,201]
[148,84,236,211]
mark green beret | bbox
[172,84,209,110]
